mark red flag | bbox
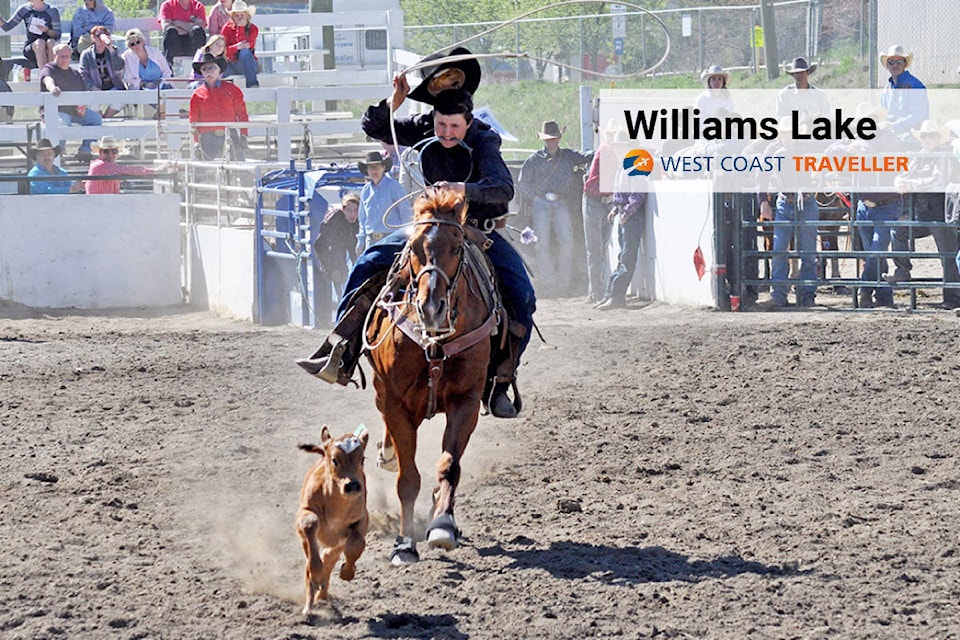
[693,246,706,280]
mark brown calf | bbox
[295,425,369,614]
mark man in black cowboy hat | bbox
[355,149,412,254]
[188,52,248,160]
[298,54,535,419]
[776,56,829,120]
[27,137,83,194]
[517,120,592,298]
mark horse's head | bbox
[407,186,468,335]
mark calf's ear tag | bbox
[337,437,361,454]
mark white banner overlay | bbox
[598,89,960,194]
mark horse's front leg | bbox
[386,407,421,565]
[426,398,480,551]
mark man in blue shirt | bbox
[27,138,82,194]
[880,45,928,137]
[355,150,413,254]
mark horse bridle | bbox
[406,218,466,344]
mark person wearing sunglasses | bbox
[879,45,928,137]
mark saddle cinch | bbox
[299,232,525,416]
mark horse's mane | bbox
[414,187,468,226]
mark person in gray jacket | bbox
[79,24,124,118]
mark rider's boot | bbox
[488,381,519,418]
[296,285,378,385]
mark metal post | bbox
[515,23,521,82]
[697,9,703,74]
[760,0,779,80]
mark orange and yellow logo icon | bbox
[623,148,654,176]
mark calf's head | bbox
[300,425,369,495]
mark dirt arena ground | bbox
[2,298,959,640]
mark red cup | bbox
[23,67,31,82]
[730,295,741,312]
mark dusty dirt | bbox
[2,298,960,640]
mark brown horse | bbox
[364,186,499,565]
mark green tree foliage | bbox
[60,0,155,21]
[400,0,666,79]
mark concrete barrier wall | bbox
[639,182,717,307]
[0,194,182,309]
[189,226,255,321]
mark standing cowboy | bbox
[517,120,592,298]
[879,45,929,137]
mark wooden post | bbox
[760,0,779,81]
[310,0,337,112]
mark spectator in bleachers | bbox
[40,43,101,162]
[355,150,412,254]
[70,0,115,58]
[220,0,258,88]
[79,25,124,118]
[158,0,207,68]
[206,0,232,43]
[189,52,248,160]
[190,34,226,85]
[0,0,62,71]
[85,135,166,194]
[122,28,172,90]
[28,138,83,194]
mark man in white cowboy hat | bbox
[879,44,928,136]
[776,56,830,121]
[696,65,734,118]
[355,150,412,254]
[158,0,207,66]
[517,120,592,298]
[27,137,83,194]
[884,120,960,308]
[85,135,162,194]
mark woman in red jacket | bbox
[220,0,258,88]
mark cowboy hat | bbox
[357,151,392,176]
[911,120,950,145]
[193,52,228,75]
[537,120,565,140]
[92,135,123,152]
[784,57,817,75]
[30,138,60,160]
[229,0,256,18]
[699,64,730,87]
[880,45,912,69]
[407,47,482,106]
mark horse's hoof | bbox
[377,440,398,473]
[427,527,458,551]
[425,514,460,551]
[389,536,419,566]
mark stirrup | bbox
[377,440,398,472]
[296,339,348,384]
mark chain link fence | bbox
[403,1,816,83]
